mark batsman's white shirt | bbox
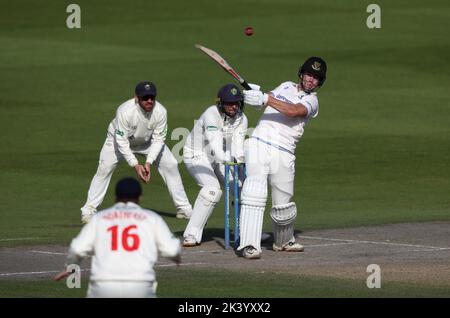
[252,81,318,154]
[107,98,168,167]
[183,105,248,163]
[68,202,180,282]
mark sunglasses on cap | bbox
[140,95,155,101]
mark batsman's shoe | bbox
[273,241,304,252]
[182,235,199,247]
[242,246,261,260]
[176,207,192,220]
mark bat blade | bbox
[195,44,251,90]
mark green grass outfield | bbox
[0,0,449,297]
[1,268,449,298]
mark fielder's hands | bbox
[135,164,151,183]
[144,162,151,183]
[53,268,71,281]
[243,89,268,108]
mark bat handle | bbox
[240,81,252,90]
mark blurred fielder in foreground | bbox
[55,177,181,298]
[182,84,247,247]
[238,57,327,259]
[80,81,192,223]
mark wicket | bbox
[224,162,245,250]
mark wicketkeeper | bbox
[182,84,248,247]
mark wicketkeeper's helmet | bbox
[216,83,244,117]
[298,57,327,88]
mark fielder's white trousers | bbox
[81,138,191,214]
[87,280,157,298]
[246,137,296,206]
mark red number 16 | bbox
[107,225,140,251]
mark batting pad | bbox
[238,205,264,251]
[198,186,222,204]
[183,186,222,242]
[270,202,297,247]
[241,176,267,207]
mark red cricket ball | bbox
[245,27,254,36]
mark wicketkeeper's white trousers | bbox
[182,154,221,241]
[184,155,222,189]
[81,139,191,215]
[183,153,245,242]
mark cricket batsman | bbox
[237,57,327,259]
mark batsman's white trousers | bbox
[81,138,191,214]
[246,137,295,206]
[238,138,295,251]
[87,280,156,298]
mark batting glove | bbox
[243,89,268,107]
[248,83,261,91]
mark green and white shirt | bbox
[183,105,247,163]
[107,98,167,167]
